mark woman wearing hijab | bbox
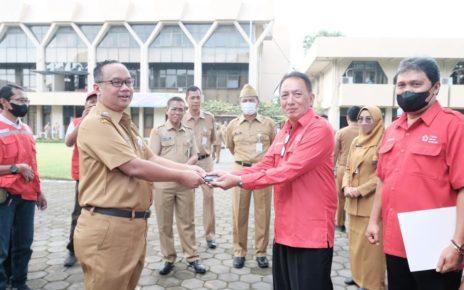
[342,106,386,290]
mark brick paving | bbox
[22,149,358,290]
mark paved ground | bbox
[24,149,358,290]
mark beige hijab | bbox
[355,106,385,148]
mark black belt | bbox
[198,154,210,160]
[84,206,151,219]
[235,161,253,167]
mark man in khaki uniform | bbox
[182,85,217,249]
[212,122,223,163]
[225,84,275,269]
[74,60,204,290]
[149,96,206,275]
[334,106,360,232]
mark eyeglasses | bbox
[280,133,291,157]
[10,98,30,105]
[97,78,133,88]
[357,116,374,124]
[169,107,185,113]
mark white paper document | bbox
[398,206,456,272]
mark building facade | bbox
[300,37,464,129]
[0,0,288,137]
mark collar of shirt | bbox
[395,101,442,130]
[282,108,315,132]
[185,110,205,121]
[0,114,22,129]
[165,120,185,132]
[238,114,263,124]
[95,102,129,125]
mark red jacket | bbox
[0,119,41,200]
[70,118,82,181]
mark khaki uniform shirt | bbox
[225,114,276,163]
[149,120,198,190]
[182,110,216,156]
[342,137,379,217]
[335,124,359,166]
[77,102,153,211]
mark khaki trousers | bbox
[74,209,147,290]
[154,186,198,263]
[196,156,215,241]
[232,165,272,257]
[348,214,386,290]
[336,165,346,227]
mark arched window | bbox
[44,26,87,92]
[97,26,140,90]
[0,27,36,90]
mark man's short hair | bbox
[93,60,122,83]
[0,84,24,109]
[278,71,312,94]
[186,85,201,98]
[347,106,361,122]
[167,96,185,108]
[393,57,440,85]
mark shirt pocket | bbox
[0,136,18,163]
[408,142,443,180]
[160,139,176,155]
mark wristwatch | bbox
[237,179,243,188]
[9,165,19,175]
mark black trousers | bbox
[273,242,333,290]
[66,181,82,254]
[386,254,462,290]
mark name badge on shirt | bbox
[202,136,208,146]
[137,136,145,150]
[256,142,263,153]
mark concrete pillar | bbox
[140,46,149,92]
[36,106,43,136]
[385,107,393,127]
[51,105,64,139]
[138,107,144,137]
[194,45,202,91]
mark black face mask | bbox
[9,103,29,117]
[396,90,430,113]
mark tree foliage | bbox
[203,100,285,124]
[303,30,344,52]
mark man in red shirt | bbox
[0,84,47,290]
[367,57,464,290]
[63,91,97,267]
[210,71,337,290]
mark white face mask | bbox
[241,102,257,115]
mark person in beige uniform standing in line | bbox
[74,60,205,290]
[182,85,218,249]
[225,84,276,269]
[343,106,386,290]
[149,96,207,275]
[334,106,360,233]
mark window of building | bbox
[451,62,464,85]
[203,63,248,89]
[44,26,88,92]
[78,25,101,43]
[0,27,36,63]
[184,23,211,42]
[202,25,249,63]
[28,25,50,43]
[343,61,388,84]
[143,108,154,137]
[130,107,140,126]
[131,24,155,42]
[149,63,194,90]
[148,25,194,63]
[0,27,36,90]
[97,26,140,62]
[63,105,84,129]
[97,26,140,90]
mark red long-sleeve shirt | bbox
[237,109,337,248]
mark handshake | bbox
[182,165,241,190]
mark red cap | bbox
[86,91,97,101]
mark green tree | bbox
[303,30,344,52]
